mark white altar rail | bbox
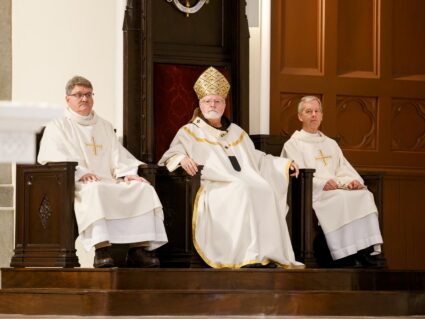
[0,101,63,163]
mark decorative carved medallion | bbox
[166,0,210,17]
[39,194,52,229]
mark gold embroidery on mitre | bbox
[193,66,230,99]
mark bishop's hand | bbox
[289,161,299,178]
[180,156,199,176]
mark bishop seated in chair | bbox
[38,75,168,268]
[282,96,384,268]
[158,66,303,269]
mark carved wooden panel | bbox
[337,0,380,78]
[336,96,377,150]
[392,0,425,80]
[279,0,324,76]
[26,174,63,244]
[384,173,425,270]
[12,162,79,267]
[153,0,224,48]
[391,99,425,152]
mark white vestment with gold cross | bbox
[158,116,303,269]
[282,129,382,259]
[38,108,167,251]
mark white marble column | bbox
[0,0,13,272]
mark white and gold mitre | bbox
[193,66,230,100]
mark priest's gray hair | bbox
[298,96,322,114]
[66,75,93,95]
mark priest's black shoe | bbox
[126,247,160,268]
[332,254,362,268]
[356,249,387,268]
[93,247,114,268]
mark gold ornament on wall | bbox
[166,0,210,17]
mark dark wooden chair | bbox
[121,0,317,267]
[140,161,315,268]
[10,128,80,268]
[11,163,80,268]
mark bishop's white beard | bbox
[202,110,222,120]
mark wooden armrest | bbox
[139,164,203,186]
[288,168,316,266]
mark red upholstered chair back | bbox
[153,63,231,161]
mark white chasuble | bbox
[282,130,383,259]
[159,117,303,269]
[38,108,167,251]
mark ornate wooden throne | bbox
[123,0,317,267]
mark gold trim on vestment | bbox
[183,126,246,148]
[285,159,292,181]
[192,185,303,269]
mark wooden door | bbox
[270,0,425,269]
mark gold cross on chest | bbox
[85,137,102,156]
[315,149,331,166]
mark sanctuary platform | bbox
[0,268,424,316]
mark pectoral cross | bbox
[86,137,102,156]
[315,149,331,166]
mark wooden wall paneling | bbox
[336,95,377,150]
[383,173,425,270]
[279,0,324,76]
[271,0,425,268]
[383,176,404,269]
[337,0,380,78]
[400,176,425,270]
[391,98,425,153]
[270,0,329,135]
[392,0,425,80]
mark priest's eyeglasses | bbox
[69,92,94,99]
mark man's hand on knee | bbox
[124,175,150,184]
[79,173,101,183]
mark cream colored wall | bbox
[248,0,270,134]
[12,0,125,133]
[12,0,126,267]
[249,25,261,134]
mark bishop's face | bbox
[199,94,226,120]
[298,99,323,133]
[66,85,94,116]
